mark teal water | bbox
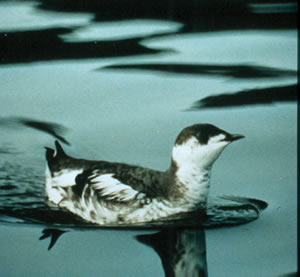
[0,1,297,276]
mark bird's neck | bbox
[167,160,212,209]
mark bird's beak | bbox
[227,133,245,142]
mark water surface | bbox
[0,0,297,276]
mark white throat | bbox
[171,137,214,207]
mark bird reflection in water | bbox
[137,228,207,277]
[40,227,207,277]
[39,228,68,250]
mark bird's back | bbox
[45,141,175,224]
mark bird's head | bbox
[172,123,244,170]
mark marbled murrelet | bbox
[45,123,244,225]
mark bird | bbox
[45,123,244,225]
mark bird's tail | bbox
[45,141,67,171]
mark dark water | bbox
[0,0,297,276]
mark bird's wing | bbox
[73,169,146,202]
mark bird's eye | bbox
[195,132,209,145]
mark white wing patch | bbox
[90,173,145,202]
[52,169,83,187]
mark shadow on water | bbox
[0,116,70,145]
[100,62,297,110]
[102,63,297,79]
[37,0,297,32]
[188,84,297,110]
[0,28,167,65]
[0,0,297,65]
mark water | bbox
[0,0,297,276]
